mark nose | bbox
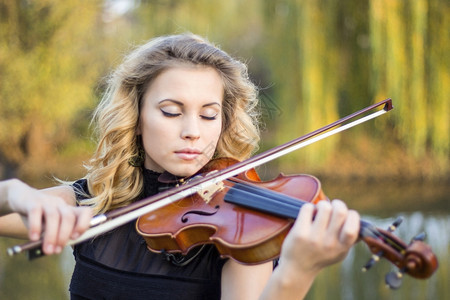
[181,115,200,140]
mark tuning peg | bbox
[412,232,427,242]
[387,217,403,232]
[385,268,405,289]
[362,251,382,272]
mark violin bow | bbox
[8,98,393,258]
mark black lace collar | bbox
[142,168,191,198]
[141,168,163,198]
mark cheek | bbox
[206,121,223,153]
[213,125,223,144]
[142,123,170,146]
[139,116,168,151]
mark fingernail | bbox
[55,246,62,254]
[46,244,54,254]
[31,233,39,240]
[71,232,80,239]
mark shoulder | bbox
[70,179,91,202]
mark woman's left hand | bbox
[280,199,360,275]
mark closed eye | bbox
[200,106,220,120]
[201,114,218,120]
[161,109,181,117]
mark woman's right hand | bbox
[0,179,92,255]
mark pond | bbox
[0,182,448,299]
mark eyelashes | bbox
[161,110,181,118]
[200,115,218,120]
[160,109,218,120]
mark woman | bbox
[0,33,360,299]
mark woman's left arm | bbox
[221,259,273,300]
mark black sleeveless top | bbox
[69,169,227,300]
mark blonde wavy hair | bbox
[80,33,260,214]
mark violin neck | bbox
[224,182,375,238]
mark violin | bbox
[136,157,438,289]
[7,99,439,289]
[137,157,327,265]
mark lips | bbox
[174,148,202,160]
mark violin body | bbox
[136,157,438,282]
[136,157,328,264]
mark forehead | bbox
[146,66,224,96]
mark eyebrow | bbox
[158,99,221,107]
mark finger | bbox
[27,205,43,241]
[311,200,332,232]
[41,206,61,255]
[71,207,93,240]
[55,206,77,253]
[292,203,315,233]
[327,200,349,235]
[339,210,360,246]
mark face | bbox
[138,66,223,177]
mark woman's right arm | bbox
[0,179,92,255]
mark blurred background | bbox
[0,0,448,299]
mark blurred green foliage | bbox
[0,0,448,184]
[0,2,448,299]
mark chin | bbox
[169,164,203,178]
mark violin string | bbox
[227,180,306,211]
